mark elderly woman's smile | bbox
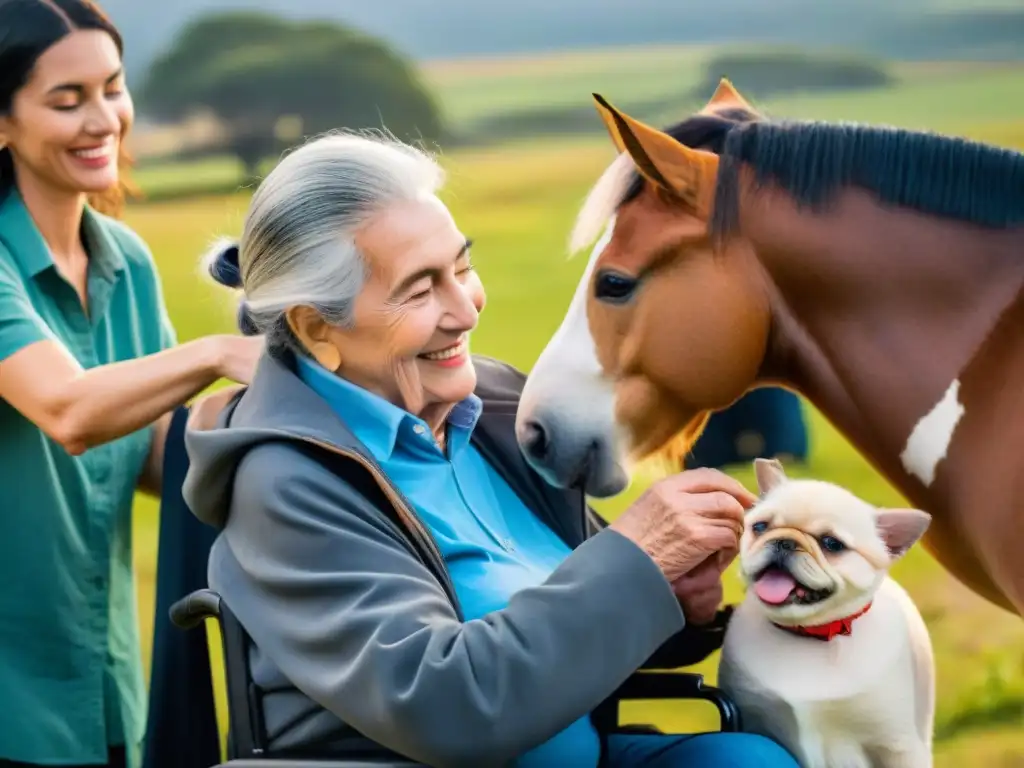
[419,336,469,366]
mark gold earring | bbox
[315,344,341,373]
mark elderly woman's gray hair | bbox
[203,132,446,351]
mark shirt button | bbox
[413,425,426,435]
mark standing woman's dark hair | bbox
[0,2,264,766]
[0,0,136,216]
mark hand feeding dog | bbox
[717,458,936,768]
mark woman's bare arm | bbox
[0,335,260,456]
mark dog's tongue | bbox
[754,570,797,605]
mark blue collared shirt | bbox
[295,355,602,768]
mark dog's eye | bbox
[751,521,769,535]
[820,535,846,553]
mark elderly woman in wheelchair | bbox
[178,132,799,768]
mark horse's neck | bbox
[753,187,1024,498]
[758,201,1024,613]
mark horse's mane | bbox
[712,117,1024,236]
[570,107,1024,253]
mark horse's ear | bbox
[592,93,719,219]
[702,78,755,114]
[593,94,627,154]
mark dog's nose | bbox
[773,538,798,552]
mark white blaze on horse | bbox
[515,80,1024,617]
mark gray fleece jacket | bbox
[182,350,727,767]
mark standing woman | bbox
[0,2,261,767]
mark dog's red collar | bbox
[772,602,873,642]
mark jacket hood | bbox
[183,351,531,530]
[182,351,371,529]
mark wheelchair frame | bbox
[170,588,742,767]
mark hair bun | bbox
[205,238,243,289]
[236,301,260,337]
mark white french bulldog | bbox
[717,458,936,768]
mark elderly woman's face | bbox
[296,195,485,417]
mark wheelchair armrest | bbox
[612,671,712,700]
[219,761,423,767]
[602,671,743,733]
[169,588,221,630]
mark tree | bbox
[138,12,444,175]
[698,48,893,101]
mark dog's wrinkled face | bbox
[739,458,931,626]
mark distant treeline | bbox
[132,4,1019,186]
[106,0,1024,92]
[696,51,893,99]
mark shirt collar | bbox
[294,353,482,461]
[0,188,125,280]
[81,204,126,282]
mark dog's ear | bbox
[876,508,932,561]
[754,457,787,496]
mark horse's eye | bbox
[594,270,638,303]
[751,521,769,535]
[820,535,846,553]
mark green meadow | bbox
[126,44,1024,764]
[421,45,1024,138]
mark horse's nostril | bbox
[522,420,549,461]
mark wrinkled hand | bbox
[610,468,754,584]
[672,551,734,625]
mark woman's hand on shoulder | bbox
[210,334,266,385]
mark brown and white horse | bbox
[515,80,1024,617]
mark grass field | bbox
[418,43,1024,138]
[131,50,1024,202]
[421,43,716,128]
[125,47,1024,764]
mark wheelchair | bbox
[170,588,743,767]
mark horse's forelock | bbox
[569,152,634,256]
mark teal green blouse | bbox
[0,190,176,766]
